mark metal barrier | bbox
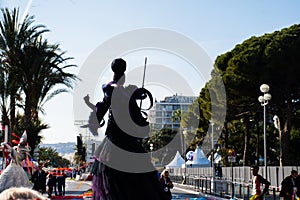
[170,175,279,200]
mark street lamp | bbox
[258,84,271,180]
[150,143,154,163]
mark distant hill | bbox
[41,142,76,155]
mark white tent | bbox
[186,146,210,168]
[165,151,185,168]
[208,153,222,164]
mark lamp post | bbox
[273,115,283,184]
[228,149,236,199]
[273,115,282,168]
[183,129,187,184]
[258,84,271,180]
[210,120,214,174]
[150,143,153,164]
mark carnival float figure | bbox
[92,58,167,200]
[0,131,32,192]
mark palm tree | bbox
[0,61,12,138]
[0,8,47,131]
[14,113,49,148]
[18,39,78,152]
[0,8,78,153]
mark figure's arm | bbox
[95,83,113,126]
[259,175,270,195]
[84,94,95,110]
[1,142,12,150]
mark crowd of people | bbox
[31,166,67,198]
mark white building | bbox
[149,94,197,130]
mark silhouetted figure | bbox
[81,94,100,136]
[92,58,167,200]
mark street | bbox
[64,179,91,196]
[172,187,200,199]
[44,178,91,199]
[171,183,226,200]
[45,178,223,200]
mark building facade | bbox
[149,94,197,130]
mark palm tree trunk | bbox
[9,89,16,132]
[24,94,32,134]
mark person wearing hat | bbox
[250,165,270,200]
[280,170,299,200]
[92,58,167,200]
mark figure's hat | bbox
[19,131,27,147]
[18,131,31,152]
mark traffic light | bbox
[77,135,86,161]
[77,135,83,154]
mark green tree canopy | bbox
[213,24,300,165]
[39,146,70,167]
[185,24,300,166]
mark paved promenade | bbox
[47,176,280,200]
[172,182,281,200]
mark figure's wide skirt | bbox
[0,162,32,193]
[92,137,167,200]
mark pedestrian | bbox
[92,58,167,200]
[56,170,64,196]
[279,169,299,200]
[159,169,174,200]
[62,170,67,195]
[250,165,270,200]
[46,173,54,198]
[52,170,58,195]
[72,168,76,179]
[31,164,47,194]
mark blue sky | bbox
[1,0,300,144]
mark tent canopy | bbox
[186,146,210,168]
[165,151,185,168]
